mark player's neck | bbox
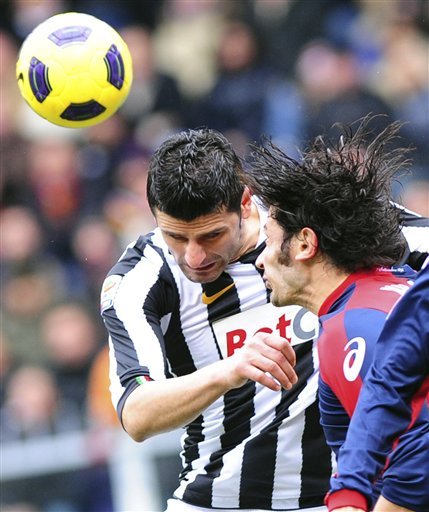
[304,262,351,316]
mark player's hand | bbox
[223,332,298,391]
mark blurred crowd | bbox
[0,0,428,510]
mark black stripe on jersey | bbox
[181,414,205,481]
[399,209,429,227]
[163,299,199,376]
[397,210,429,270]
[103,307,144,381]
[238,241,266,264]
[400,249,429,271]
[299,399,332,507]
[102,306,149,420]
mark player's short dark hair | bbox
[246,116,409,273]
[147,128,245,220]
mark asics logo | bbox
[343,336,366,382]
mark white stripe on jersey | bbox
[232,260,269,311]
[401,225,429,254]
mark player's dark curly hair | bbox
[147,128,245,221]
[246,116,410,273]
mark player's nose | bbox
[185,241,207,269]
[256,252,265,269]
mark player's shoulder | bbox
[100,230,179,314]
[111,229,169,268]
[348,266,415,309]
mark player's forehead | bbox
[264,210,284,240]
[155,208,238,236]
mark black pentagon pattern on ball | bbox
[104,44,125,90]
[29,57,52,102]
[60,100,106,121]
[48,25,92,46]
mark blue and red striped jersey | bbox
[326,264,429,511]
[317,266,429,510]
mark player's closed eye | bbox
[168,234,188,242]
[204,231,222,240]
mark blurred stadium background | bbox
[1,1,428,511]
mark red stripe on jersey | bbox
[318,312,364,417]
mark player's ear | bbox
[295,227,318,261]
[240,187,253,218]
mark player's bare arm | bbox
[331,497,415,512]
[330,508,365,512]
[122,332,297,442]
[374,496,415,512]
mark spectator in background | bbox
[0,31,29,206]
[78,113,133,217]
[370,16,429,172]
[23,136,83,261]
[0,365,82,442]
[70,0,164,32]
[101,148,156,245]
[238,0,351,78]
[400,180,429,217]
[87,345,119,428]
[153,0,226,100]
[192,19,279,142]
[295,40,393,143]
[0,362,114,511]
[119,24,184,132]
[0,206,67,286]
[71,216,122,302]
[39,301,102,421]
[0,206,68,365]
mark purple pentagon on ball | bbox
[29,57,52,102]
[48,25,92,46]
[104,44,125,90]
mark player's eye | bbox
[204,231,221,240]
[169,234,187,242]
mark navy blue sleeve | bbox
[318,376,350,457]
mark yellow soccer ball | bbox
[16,12,133,128]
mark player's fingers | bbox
[257,355,297,389]
[246,333,297,384]
[244,365,283,392]
[252,332,296,367]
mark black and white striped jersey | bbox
[396,205,429,270]
[101,204,429,510]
